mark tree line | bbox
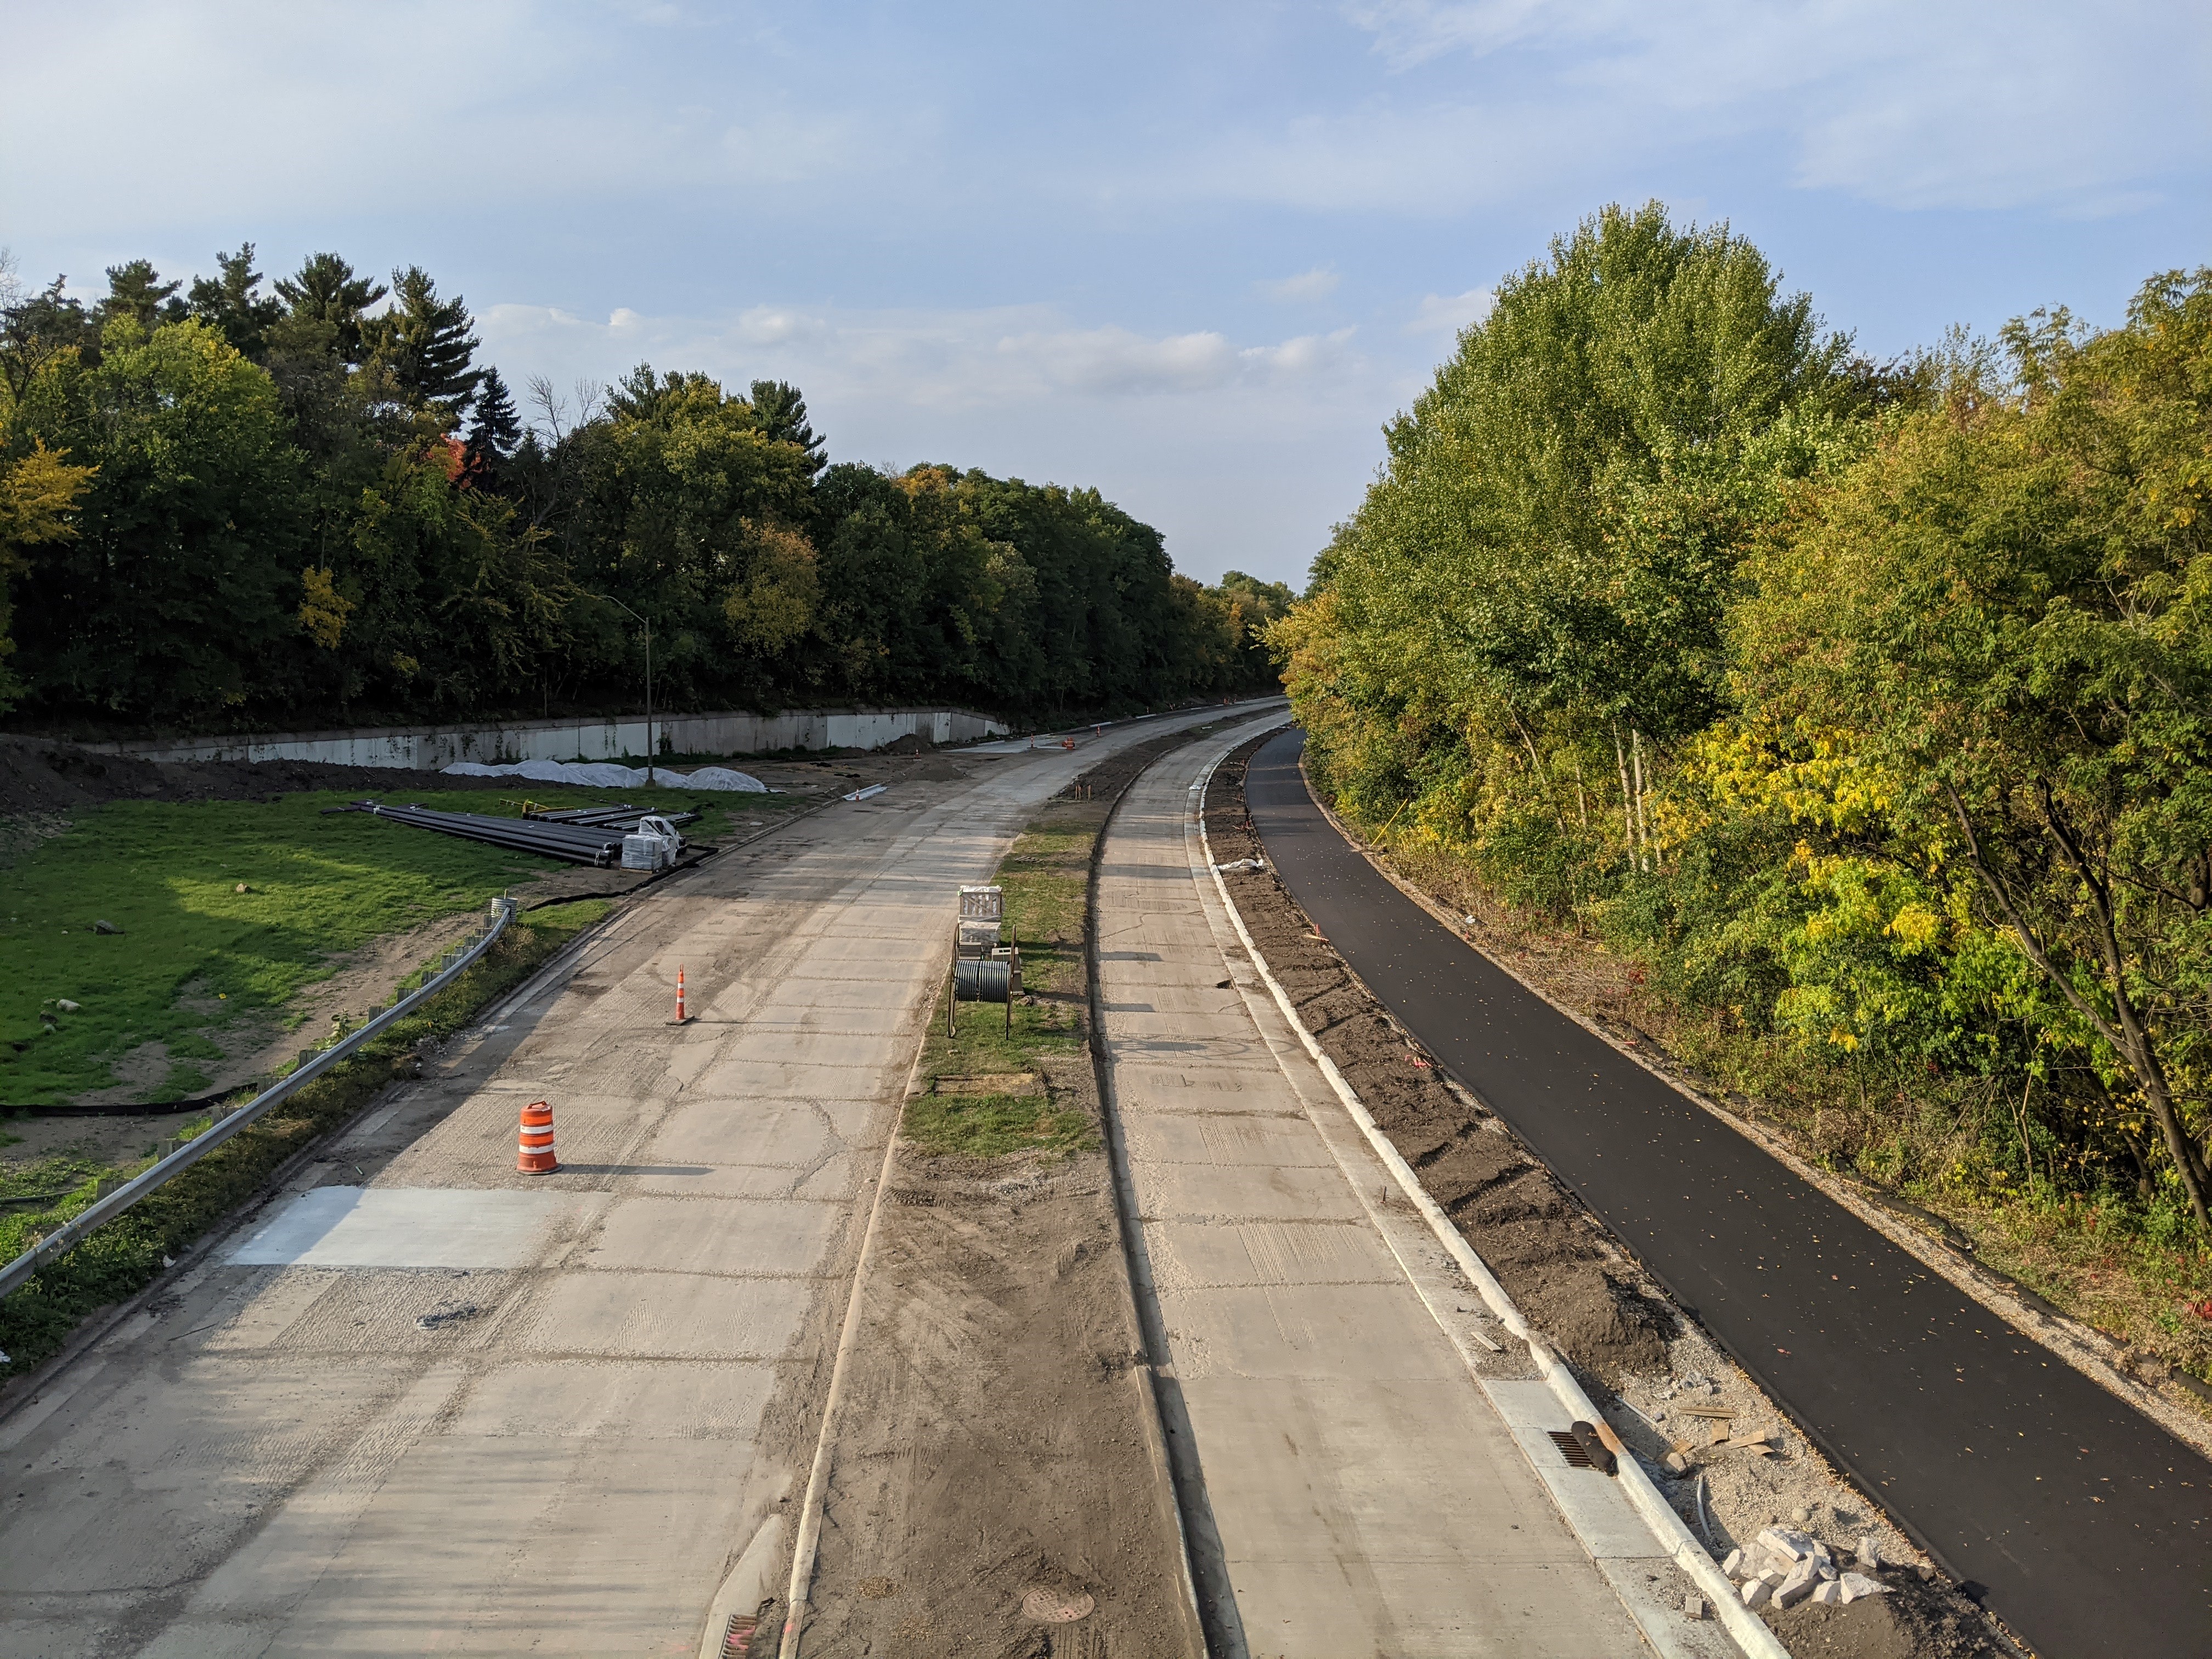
[1278,204,2212,1236]
[0,247,1292,731]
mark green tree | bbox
[0,439,97,711]
[1732,271,2212,1228]
[468,365,522,462]
[98,260,187,334]
[2,278,100,393]
[188,244,283,360]
[6,318,306,720]
[749,380,826,474]
[1289,201,1843,876]
[273,252,387,364]
[364,266,482,420]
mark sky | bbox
[5,1,2208,589]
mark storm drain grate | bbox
[722,1612,759,1655]
[1546,1429,1596,1468]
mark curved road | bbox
[0,707,1250,1657]
[1096,724,1716,1658]
[1246,728,2210,1659]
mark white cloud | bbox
[478,299,1369,414]
[1408,288,1492,335]
[472,297,1387,586]
[1328,0,2211,215]
[0,1,911,239]
[1259,267,1343,301]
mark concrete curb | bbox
[1193,742,1788,1659]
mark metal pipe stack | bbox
[522,804,701,831]
[347,802,633,866]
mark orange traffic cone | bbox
[517,1100,558,1173]
[670,966,690,1025]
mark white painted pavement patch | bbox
[228,1187,577,1268]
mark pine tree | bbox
[749,380,826,473]
[99,260,187,333]
[274,252,387,363]
[188,245,284,360]
[468,365,522,459]
[365,266,482,420]
[1,278,99,392]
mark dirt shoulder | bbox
[793,724,1246,1657]
[1206,735,2012,1659]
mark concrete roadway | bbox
[1097,726,1731,1659]
[0,706,1248,1658]
[1245,728,2212,1659]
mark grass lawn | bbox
[0,783,802,1105]
[902,809,1098,1160]
[0,899,609,1378]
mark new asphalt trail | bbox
[1246,729,2209,1659]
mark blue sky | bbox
[6,1,2207,587]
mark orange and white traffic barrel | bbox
[517,1099,557,1173]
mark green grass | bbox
[902,1091,1093,1158]
[901,806,1102,1160]
[0,785,799,1105]
[0,900,607,1378]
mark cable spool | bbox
[954,957,1018,1003]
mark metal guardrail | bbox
[0,896,516,1302]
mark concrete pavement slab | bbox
[644,1094,844,1166]
[1150,1218,1403,1289]
[1141,1160,1374,1223]
[586,1193,845,1276]
[1099,729,1685,1658]
[1121,1110,1330,1169]
[447,1358,776,1440]
[518,1269,814,1359]
[228,1187,582,1268]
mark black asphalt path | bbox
[1245,729,2210,1659]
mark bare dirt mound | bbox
[0,732,517,822]
[805,1124,1190,1656]
[1768,1581,2001,1659]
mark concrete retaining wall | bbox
[77,707,1010,769]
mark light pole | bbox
[594,595,654,785]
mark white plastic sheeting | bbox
[441,758,769,792]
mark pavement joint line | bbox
[1189,735,1786,1659]
[1294,754,2212,1470]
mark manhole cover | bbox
[1020,1587,1096,1623]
